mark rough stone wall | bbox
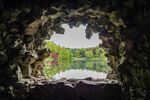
[28,79,122,100]
[0,0,150,100]
[117,1,150,99]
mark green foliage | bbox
[44,40,110,79]
[45,40,107,60]
[85,50,93,58]
[44,59,71,79]
[58,49,71,59]
[44,59,110,79]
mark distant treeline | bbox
[45,41,106,59]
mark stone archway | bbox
[24,4,127,80]
[0,0,150,100]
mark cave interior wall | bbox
[0,0,150,99]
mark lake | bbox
[44,58,110,80]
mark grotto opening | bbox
[0,0,150,100]
[43,24,110,80]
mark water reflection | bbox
[53,69,107,80]
[44,59,110,80]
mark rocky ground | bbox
[27,78,123,100]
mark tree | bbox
[74,50,81,58]
[79,48,85,57]
[85,50,93,58]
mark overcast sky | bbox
[50,24,101,48]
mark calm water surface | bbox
[44,59,110,80]
[53,69,107,80]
